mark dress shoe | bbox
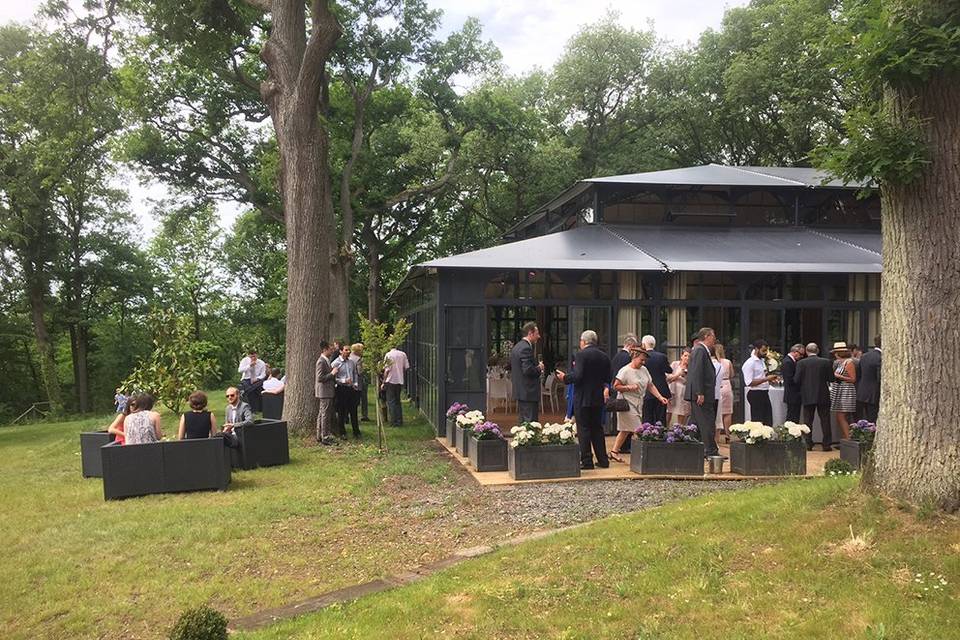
[596,462,610,469]
[580,463,595,470]
[821,444,834,452]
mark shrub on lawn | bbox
[824,458,856,476]
[169,605,228,640]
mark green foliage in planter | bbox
[168,605,227,640]
[824,458,856,476]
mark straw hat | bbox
[830,341,850,353]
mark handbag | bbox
[605,395,629,412]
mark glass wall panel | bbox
[570,306,611,353]
[748,309,784,354]
[783,275,822,301]
[702,306,742,364]
[618,272,652,300]
[826,309,847,345]
[617,306,652,344]
[484,271,516,298]
[867,309,881,347]
[659,306,700,362]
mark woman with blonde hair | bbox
[714,343,735,440]
[668,348,691,425]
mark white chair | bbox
[541,373,557,414]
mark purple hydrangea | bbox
[446,402,469,418]
[634,421,700,443]
[472,421,505,441]
[851,419,877,444]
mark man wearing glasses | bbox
[221,386,254,447]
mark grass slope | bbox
[240,477,960,640]
[0,393,463,639]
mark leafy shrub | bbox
[169,605,228,640]
[824,458,856,476]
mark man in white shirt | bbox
[238,350,268,413]
[741,339,778,426]
[332,344,361,438]
[263,368,285,395]
[383,345,410,426]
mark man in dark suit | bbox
[781,343,805,423]
[685,327,718,456]
[510,322,544,424]
[557,330,611,469]
[794,342,835,451]
[856,336,882,423]
[640,335,673,425]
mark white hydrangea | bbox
[782,421,811,439]
[730,421,775,444]
[456,410,486,427]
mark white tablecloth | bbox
[743,386,835,443]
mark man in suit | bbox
[315,340,340,445]
[640,335,673,425]
[510,322,544,424]
[794,342,835,451]
[685,327,718,456]
[221,386,254,448]
[557,330,612,469]
[856,336,882,423]
[781,343,805,422]
[608,334,639,440]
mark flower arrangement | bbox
[764,349,783,375]
[472,421,505,440]
[729,421,776,444]
[456,410,486,429]
[850,420,877,445]
[777,421,811,442]
[509,421,577,448]
[446,402,469,418]
[634,422,700,443]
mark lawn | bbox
[239,477,960,640]
[0,392,498,639]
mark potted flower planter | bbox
[469,437,508,471]
[839,439,873,470]
[730,440,806,476]
[446,418,457,447]
[440,416,454,439]
[631,441,705,476]
[507,444,581,480]
[455,425,472,457]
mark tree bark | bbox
[366,241,380,321]
[68,324,90,413]
[868,71,960,511]
[27,279,63,414]
[258,0,342,434]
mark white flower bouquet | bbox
[729,421,776,444]
[776,421,811,442]
[509,421,577,448]
[456,410,486,429]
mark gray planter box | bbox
[508,443,581,480]
[839,439,873,470]
[468,437,508,471]
[446,418,457,447]
[455,425,472,457]
[439,416,453,438]
[631,441,704,476]
[228,419,290,470]
[80,431,115,478]
[730,440,807,476]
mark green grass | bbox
[239,478,960,640]
[0,391,468,639]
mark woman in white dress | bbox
[668,348,691,425]
[609,348,669,462]
[714,343,735,440]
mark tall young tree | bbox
[817,0,960,511]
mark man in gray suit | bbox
[510,322,544,424]
[221,386,254,448]
[315,340,340,445]
[794,342,835,451]
[685,327,718,456]
[856,335,882,423]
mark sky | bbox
[0,0,749,236]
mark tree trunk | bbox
[869,71,960,511]
[27,280,63,414]
[367,244,381,321]
[68,323,90,413]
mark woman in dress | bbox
[178,391,217,440]
[124,393,163,445]
[668,348,691,425]
[830,342,858,440]
[609,348,669,462]
[714,343,735,440]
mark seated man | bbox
[263,368,285,395]
[238,350,267,413]
[221,386,254,448]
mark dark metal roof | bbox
[608,225,881,273]
[418,225,664,271]
[419,224,881,274]
[588,164,867,189]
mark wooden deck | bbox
[437,436,839,486]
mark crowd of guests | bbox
[510,321,882,469]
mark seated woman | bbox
[106,396,133,445]
[124,393,163,444]
[178,391,217,440]
[262,368,285,395]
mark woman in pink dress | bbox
[714,343,735,441]
[668,348,691,425]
